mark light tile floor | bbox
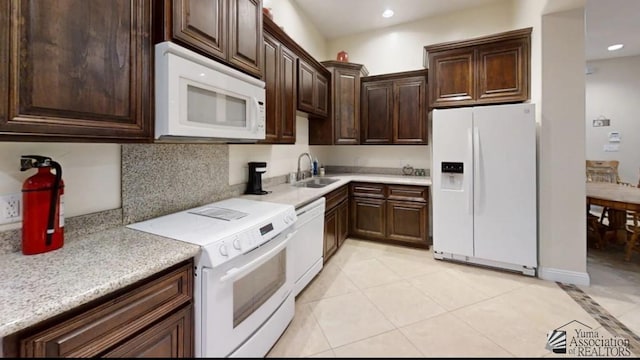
[267,238,640,358]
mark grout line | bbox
[558,282,640,354]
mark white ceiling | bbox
[292,0,499,40]
[292,0,640,61]
[585,0,640,61]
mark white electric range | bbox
[127,198,297,358]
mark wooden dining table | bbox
[586,182,640,260]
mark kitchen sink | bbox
[293,177,340,188]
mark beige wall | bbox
[0,143,121,230]
[229,115,313,185]
[539,7,588,282]
[586,55,640,184]
[262,0,327,60]
[326,0,515,75]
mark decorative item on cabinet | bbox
[360,69,428,145]
[424,27,531,108]
[309,61,369,145]
[336,50,349,62]
[262,7,273,19]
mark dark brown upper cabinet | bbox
[424,27,531,108]
[259,18,297,144]
[0,0,153,142]
[360,70,428,145]
[310,61,369,145]
[297,58,329,118]
[159,0,263,79]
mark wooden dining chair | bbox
[624,170,640,260]
[586,160,620,248]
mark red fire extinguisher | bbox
[20,155,64,255]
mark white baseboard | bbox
[538,267,591,286]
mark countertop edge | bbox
[0,229,201,338]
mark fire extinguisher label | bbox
[59,194,65,228]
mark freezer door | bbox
[472,103,537,267]
[432,107,474,257]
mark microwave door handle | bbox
[219,230,296,283]
[252,97,263,132]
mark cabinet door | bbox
[361,81,393,144]
[279,46,297,143]
[324,208,338,263]
[172,0,227,61]
[260,32,279,143]
[0,0,153,141]
[228,0,263,78]
[350,197,386,239]
[334,68,360,144]
[104,305,193,358]
[428,47,475,108]
[476,38,528,104]
[337,199,349,248]
[393,77,427,144]
[386,200,428,246]
[297,59,315,114]
[314,71,329,117]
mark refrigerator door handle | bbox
[473,126,480,213]
[467,127,474,215]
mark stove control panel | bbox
[202,206,297,267]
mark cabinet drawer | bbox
[325,185,348,211]
[350,182,385,198]
[20,261,193,357]
[387,185,429,203]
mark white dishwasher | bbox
[292,197,326,297]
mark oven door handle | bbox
[219,230,296,283]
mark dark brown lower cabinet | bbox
[3,260,194,358]
[337,199,349,248]
[350,197,386,239]
[387,200,428,245]
[324,207,338,261]
[349,183,429,248]
[323,185,349,263]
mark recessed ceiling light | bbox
[607,44,624,51]
[382,9,394,18]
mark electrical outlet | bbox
[0,194,22,225]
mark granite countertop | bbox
[0,227,200,338]
[242,173,432,208]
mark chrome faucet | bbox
[297,152,313,181]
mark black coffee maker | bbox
[245,162,270,195]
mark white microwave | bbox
[155,41,266,142]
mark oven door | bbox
[200,229,295,357]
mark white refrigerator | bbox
[432,103,537,276]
